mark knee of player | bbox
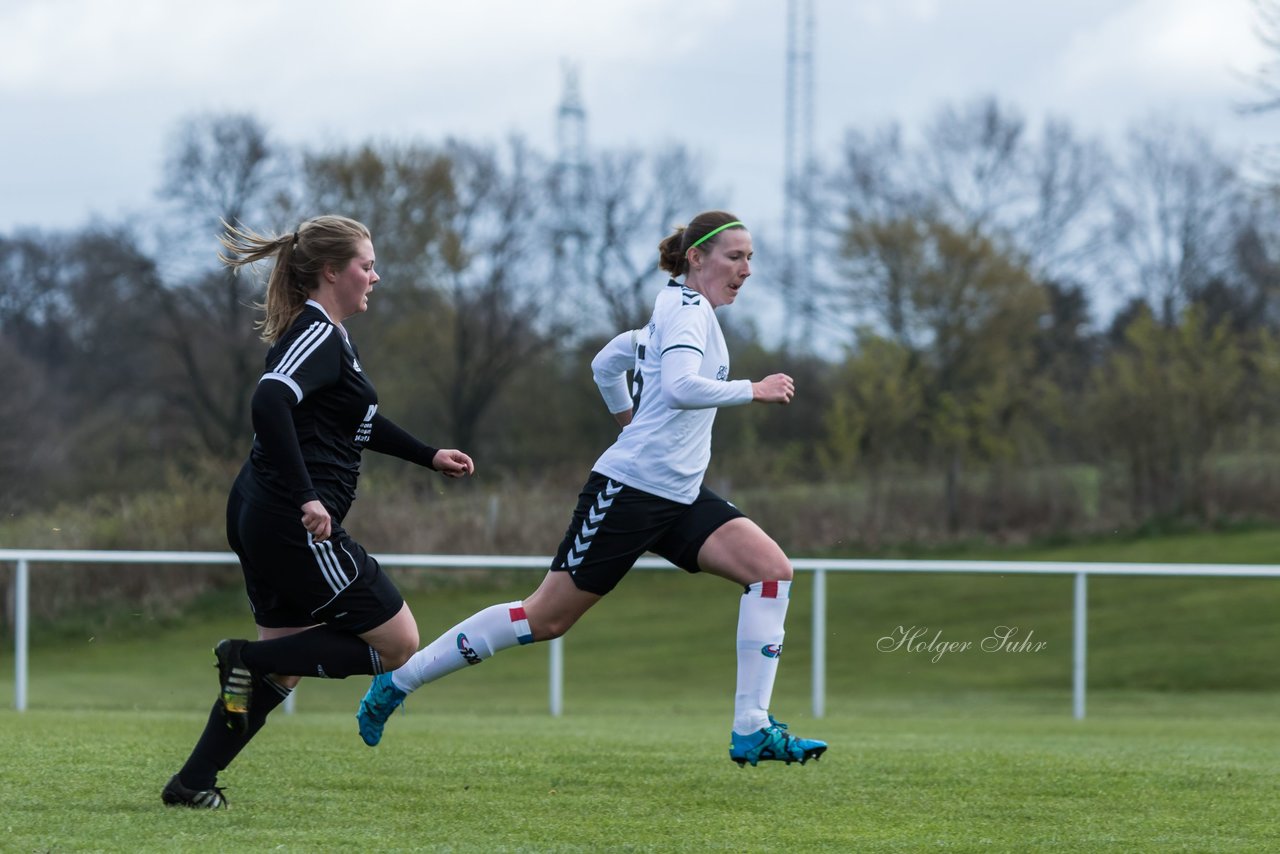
[271,673,302,691]
[378,646,413,671]
[534,616,575,641]
[755,560,794,584]
[376,635,420,670]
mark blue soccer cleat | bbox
[729,715,828,767]
[356,672,407,746]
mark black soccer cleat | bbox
[161,774,228,809]
[214,638,254,733]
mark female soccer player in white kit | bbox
[357,210,826,767]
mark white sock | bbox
[733,580,791,735]
[390,601,533,693]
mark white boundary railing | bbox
[4,549,1279,720]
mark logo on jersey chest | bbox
[716,365,728,381]
[354,403,377,443]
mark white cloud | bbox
[1056,0,1263,98]
[1,0,1275,233]
[1,1,248,94]
[0,0,741,96]
[905,0,942,23]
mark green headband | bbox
[689,220,744,249]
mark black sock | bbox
[239,625,383,679]
[177,674,292,790]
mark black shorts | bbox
[226,486,404,634]
[550,471,747,595]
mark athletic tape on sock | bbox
[745,579,792,599]
[509,604,534,644]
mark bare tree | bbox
[824,98,1108,338]
[0,226,177,502]
[302,140,454,299]
[149,113,291,458]
[917,98,1028,231]
[1234,1,1280,179]
[426,137,562,452]
[0,234,69,510]
[1244,0,1280,111]
[1105,122,1244,325]
[1017,120,1112,281]
[550,144,707,334]
[826,100,1088,529]
[0,334,57,513]
[302,137,560,455]
[1227,193,1280,331]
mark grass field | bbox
[4,704,1280,852]
[3,529,1280,851]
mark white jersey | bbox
[591,280,753,503]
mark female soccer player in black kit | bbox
[162,215,474,809]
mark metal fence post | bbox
[812,567,826,719]
[1073,571,1087,720]
[15,558,29,712]
[549,636,564,717]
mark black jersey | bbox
[238,302,378,521]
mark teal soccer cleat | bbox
[729,715,827,767]
[356,672,407,746]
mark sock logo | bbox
[761,643,783,659]
[457,633,483,666]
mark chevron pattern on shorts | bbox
[565,479,623,568]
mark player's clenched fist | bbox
[751,373,795,404]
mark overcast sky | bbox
[3,0,1278,239]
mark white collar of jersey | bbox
[305,299,349,341]
[305,298,333,322]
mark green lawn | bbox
[2,528,1280,851]
[2,706,1278,852]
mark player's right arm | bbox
[592,330,639,422]
[250,378,330,540]
[253,317,342,540]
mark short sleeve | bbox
[260,319,343,402]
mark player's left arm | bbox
[366,414,474,478]
[660,347,754,409]
[659,306,753,410]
